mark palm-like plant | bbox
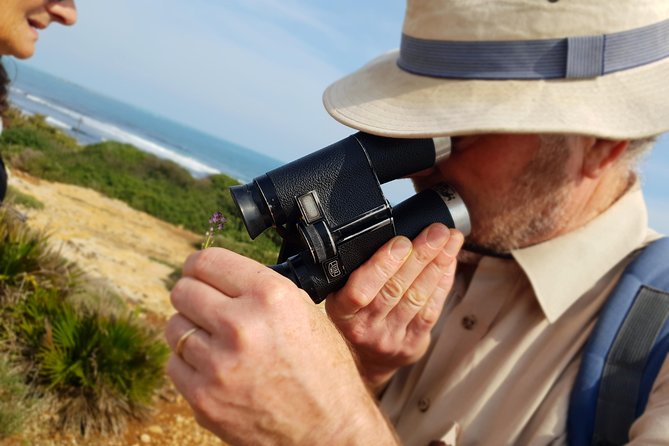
[16,288,169,435]
[0,205,76,296]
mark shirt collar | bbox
[510,184,649,323]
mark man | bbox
[165,0,669,444]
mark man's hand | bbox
[165,248,398,445]
[326,224,463,391]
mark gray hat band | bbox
[398,18,669,80]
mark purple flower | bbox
[209,211,225,225]
[203,211,227,249]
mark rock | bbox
[140,433,151,443]
[147,425,164,435]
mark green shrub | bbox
[216,233,281,265]
[1,110,79,152]
[0,206,75,294]
[14,287,169,435]
[0,126,54,152]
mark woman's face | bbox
[0,0,77,59]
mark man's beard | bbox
[469,136,572,254]
[418,136,573,257]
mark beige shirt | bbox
[379,186,668,445]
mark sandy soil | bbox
[5,169,226,446]
[8,169,200,318]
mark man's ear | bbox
[582,139,629,179]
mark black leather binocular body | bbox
[230,132,470,303]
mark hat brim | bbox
[323,50,669,139]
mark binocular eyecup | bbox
[230,176,278,240]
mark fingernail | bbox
[426,224,449,248]
[444,230,464,257]
[390,237,412,261]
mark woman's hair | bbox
[0,57,8,117]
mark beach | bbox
[5,169,226,446]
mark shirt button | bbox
[461,314,477,330]
[418,397,431,412]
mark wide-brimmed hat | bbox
[323,0,669,139]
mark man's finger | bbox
[388,229,463,327]
[166,354,201,404]
[408,261,457,342]
[165,312,213,371]
[182,248,279,297]
[365,224,452,320]
[327,236,412,320]
[171,276,236,334]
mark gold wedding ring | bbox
[176,327,199,359]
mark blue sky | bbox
[16,0,669,232]
[24,1,403,159]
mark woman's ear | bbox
[582,139,629,179]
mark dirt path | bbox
[5,169,225,445]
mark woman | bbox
[0,0,77,199]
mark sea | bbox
[5,63,282,183]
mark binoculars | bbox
[230,132,470,303]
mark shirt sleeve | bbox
[628,355,669,443]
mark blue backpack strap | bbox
[568,237,669,446]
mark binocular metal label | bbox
[323,258,343,282]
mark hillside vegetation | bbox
[0,108,281,440]
[0,204,169,437]
[0,108,281,265]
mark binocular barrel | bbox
[230,132,450,239]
